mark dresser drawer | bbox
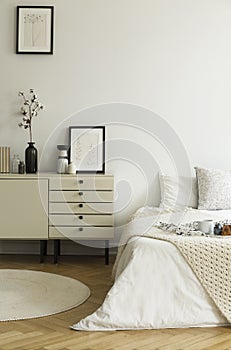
[49,202,113,214]
[49,214,113,226]
[49,176,113,190]
[49,226,114,239]
[49,190,113,203]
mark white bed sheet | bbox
[72,207,231,331]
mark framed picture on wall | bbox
[16,6,54,54]
[69,126,105,173]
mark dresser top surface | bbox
[0,172,113,179]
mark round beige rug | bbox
[0,269,90,321]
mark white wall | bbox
[1,0,231,233]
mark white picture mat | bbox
[18,8,52,52]
[70,128,104,171]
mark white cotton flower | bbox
[18,89,44,143]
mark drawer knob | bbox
[79,180,84,184]
[79,192,83,196]
[79,215,83,220]
[79,227,83,231]
[79,203,83,208]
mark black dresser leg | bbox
[57,239,61,256]
[54,240,60,264]
[105,240,109,265]
[40,240,47,263]
[44,240,47,256]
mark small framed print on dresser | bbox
[69,126,105,173]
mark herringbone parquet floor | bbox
[0,254,230,350]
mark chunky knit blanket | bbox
[117,222,231,323]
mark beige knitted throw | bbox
[119,228,231,323]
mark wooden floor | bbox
[0,254,230,350]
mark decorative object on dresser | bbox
[57,145,68,174]
[67,162,76,174]
[18,160,25,174]
[25,142,38,173]
[18,89,44,173]
[12,154,20,173]
[0,269,90,321]
[69,126,105,173]
[0,146,10,173]
[16,6,54,54]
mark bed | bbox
[72,206,231,331]
[72,168,231,331]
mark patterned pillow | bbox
[195,167,231,210]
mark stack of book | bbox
[0,146,10,173]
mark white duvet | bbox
[72,207,231,331]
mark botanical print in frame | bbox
[16,6,54,54]
[69,126,105,173]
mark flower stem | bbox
[29,124,32,143]
[29,104,33,142]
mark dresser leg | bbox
[54,240,60,264]
[44,240,47,256]
[40,240,47,263]
[57,239,61,256]
[105,240,109,265]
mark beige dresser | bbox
[0,173,114,264]
[48,174,114,263]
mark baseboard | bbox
[0,240,117,255]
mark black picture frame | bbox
[16,6,54,54]
[69,126,105,174]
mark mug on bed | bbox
[197,220,214,234]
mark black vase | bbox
[25,142,37,173]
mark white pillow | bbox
[195,167,231,210]
[159,174,198,210]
